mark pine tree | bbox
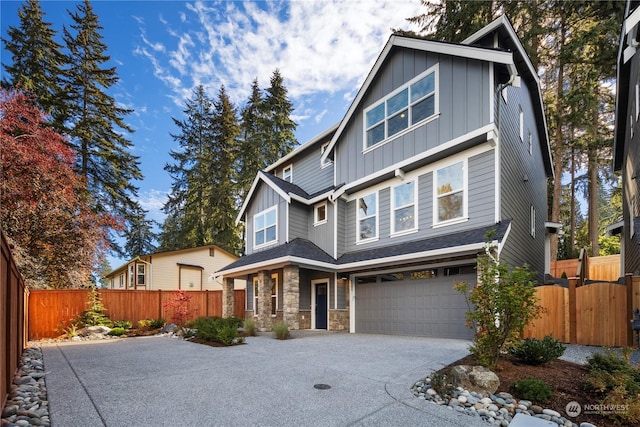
[124,204,157,258]
[60,0,142,243]
[237,78,265,202]
[1,0,65,118]
[261,69,298,165]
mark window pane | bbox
[437,162,463,195]
[316,205,326,222]
[412,96,434,124]
[388,110,408,137]
[394,206,415,231]
[411,73,434,103]
[359,217,376,239]
[438,192,463,221]
[366,103,385,127]
[387,89,408,116]
[255,214,265,230]
[366,123,385,147]
[266,225,276,242]
[265,209,276,226]
[358,193,376,218]
[394,181,414,207]
[255,230,265,246]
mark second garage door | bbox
[355,270,475,339]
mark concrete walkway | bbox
[41,332,489,427]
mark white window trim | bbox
[363,64,439,153]
[128,264,135,288]
[314,201,328,226]
[390,179,418,237]
[519,106,524,142]
[432,159,468,227]
[137,264,146,286]
[253,206,278,249]
[320,142,333,168]
[528,131,533,156]
[119,274,124,288]
[282,164,293,182]
[271,274,278,318]
[356,191,379,244]
[635,83,639,121]
[530,205,536,238]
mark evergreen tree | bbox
[1,0,65,117]
[124,204,157,258]
[60,0,142,245]
[237,78,265,202]
[261,69,298,165]
[160,85,242,253]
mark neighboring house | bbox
[218,16,553,338]
[614,0,640,276]
[105,245,245,291]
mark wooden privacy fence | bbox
[524,275,640,347]
[1,231,29,408]
[29,289,246,340]
[550,253,620,282]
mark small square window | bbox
[519,107,524,142]
[314,202,327,225]
[530,205,536,238]
[321,142,332,167]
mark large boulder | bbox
[448,365,499,396]
[78,325,111,339]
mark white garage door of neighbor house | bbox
[354,269,476,339]
[180,267,201,290]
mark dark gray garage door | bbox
[355,273,475,339]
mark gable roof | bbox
[236,171,338,224]
[320,32,516,166]
[218,220,511,277]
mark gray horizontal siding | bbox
[308,200,334,256]
[341,150,495,255]
[287,142,334,195]
[288,202,308,241]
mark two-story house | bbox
[218,16,553,338]
[106,244,244,291]
[614,0,640,276]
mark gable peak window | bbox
[364,65,438,150]
[320,142,332,167]
[283,165,292,183]
[519,106,524,141]
[254,206,277,248]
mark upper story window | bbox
[254,206,277,248]
[314,202,327,226]
[357,192,378,242]
[364,65,437,150]
[434,160,466,225]
[391,180,417,235]
[283,165,292,183]
[528,131,533,155]
[137,264,146,285]
[118,274,124,288]
[320,142,332,168]
[128,264,134,288]
[530,205,536,238]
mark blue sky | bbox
[1,0,424,268]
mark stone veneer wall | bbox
[257,270,273,331]
[329,310,349,331]
[283,265,300,329]
[298,310,311,329]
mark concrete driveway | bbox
[41,331,489,427]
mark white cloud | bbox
[136,0,423,116]
[137,189,169,223]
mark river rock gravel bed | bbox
[1,347,50,427]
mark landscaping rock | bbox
[449,365,500,396]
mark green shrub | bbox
[510,335,566,365]
[137,319,152,329]
[510,378,552,403]
[75,288,113,328]
[150,318,166,329]
[113,320,133,329]
[272,322,290,340]
[108,327,127,336]
[243,318,257,336]
[191,316,239,345]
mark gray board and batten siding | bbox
[334,49,491,185]
[340,149,496,256]
[245,184,288,256]
[497,83,546,280]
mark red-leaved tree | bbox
[1,89,120,288]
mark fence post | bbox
[569,277,577,344]
[628,273,635,347]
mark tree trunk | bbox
[550,50,566,263]
[570,143,576,258]
[588,106,599,257]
